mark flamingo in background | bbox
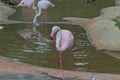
[17,0,38,39]
[17,0,36,10]
[33,0,55,26]
[50,26,74,80]
[17,0,36,26]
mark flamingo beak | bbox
[50,37,53,40]
[50,33,54,40]
[50,28,56,40]
[47,4,55,8]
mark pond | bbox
[1,0,120,74]
[0,23,120,74]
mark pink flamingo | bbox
[33,0,55,25]
[17,0,37,34]
[50,26,74,80]
[17,0,36,23]
[17,0,36,10]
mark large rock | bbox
[0,2,16,21]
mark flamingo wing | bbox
[56,30,74,52]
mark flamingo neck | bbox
[33,7,41,24]
[59,52,64,80]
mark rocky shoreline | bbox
[63,6,120,52]
[0,56,120,80]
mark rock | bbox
[0,26,4,30]
[0,2,16,21]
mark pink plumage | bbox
[17,0,35,9]
[38,0,55,9]
[50,26,74,52]
[50,26,74,80]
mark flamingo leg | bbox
[41,9,47,26]
[41,9,48,36]
[41,10,45,26]
[44,10,48,36]
[26,7,31,28]
[59,53,64,80]
[44,9,48,26]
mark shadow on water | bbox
[0,23,120,74]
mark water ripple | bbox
[74,62,88,66]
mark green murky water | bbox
[0,0,120,74]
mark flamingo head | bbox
[50,26,60,40]
[17,0,34,7]
[47,3,55,8]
